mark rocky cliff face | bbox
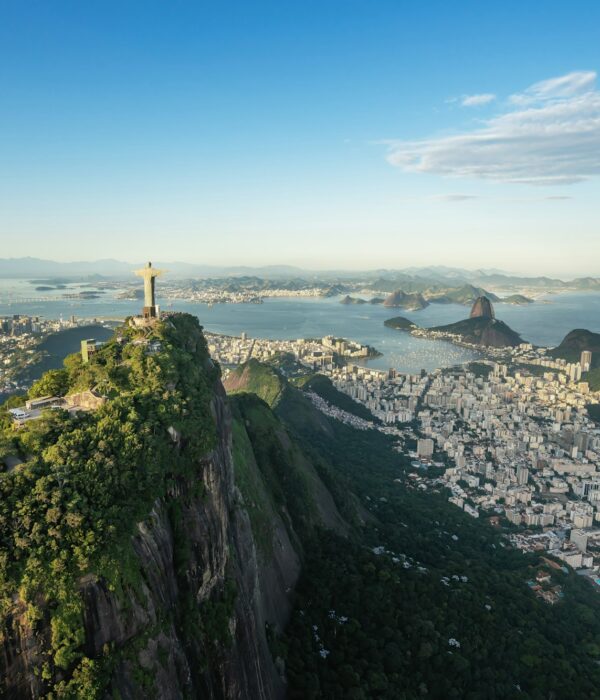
[470,296,495,319]
[1,379,298,699]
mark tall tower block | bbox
[134,261,164,319]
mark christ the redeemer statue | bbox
[134,261,164,319]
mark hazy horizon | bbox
[0,254,598,280]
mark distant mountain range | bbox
[0,257,598,290]
[0,257,307,279]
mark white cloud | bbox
[386,71,600,185]
[461,93,496,107]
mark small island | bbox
[383,289,429,311]
[340,295,368,305]
[62,291,105,300]
[385,297,524,349]
[501,294,534,305]
[384,316,418,331]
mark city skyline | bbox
[1,1,599,274]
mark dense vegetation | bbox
[0,314,219,696]
[230,393,321,547]
[224,358,286,407]
[231,363,600,699]
[588,403,600,425]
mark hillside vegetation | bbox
[0,315,222,695]
[223,358,286,407]
[550,328,600,390]
[227,360,600,699]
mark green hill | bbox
[223,358,286,407]
[383,290,429,310]
[549,328,600,364]
[0,314,224,695]
[384,316,419,331]
[230,392,349,547]
[550,328,600,390]
[427,284,500,305]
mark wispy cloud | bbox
[461,93,496,107]
[545,195,572,200]
[386,71,600,186]
[430,194,478,202]
[510,71,596,105]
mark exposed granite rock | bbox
[470,296,495,319]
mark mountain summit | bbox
[470,296,495,319]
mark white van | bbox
[8,408,30,420]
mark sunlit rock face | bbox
[470,296,495,320]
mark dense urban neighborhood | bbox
[206,329,600,591]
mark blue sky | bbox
[1,1,599,274]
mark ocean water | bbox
[1,281,599,375]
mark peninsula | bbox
[384,296,524,349]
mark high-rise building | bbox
[417,438,434,459]
[570,529,589,553]
[581,351,592,372]
[517,465,529,485]
[569,363,582,382]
